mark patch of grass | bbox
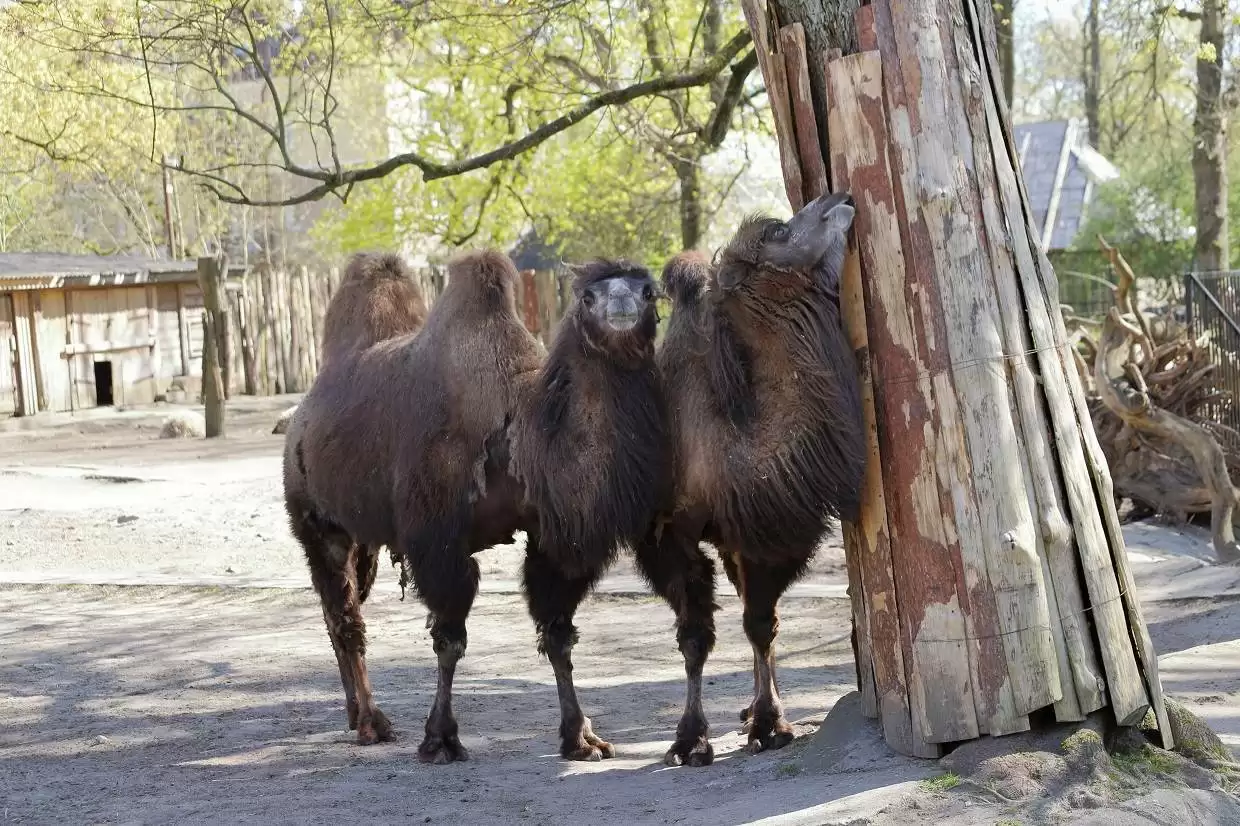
[920,772,961,793]
[995,819,1023,826]
[1060,729,1103,754]
[776,762,802,778]
[1112,745,1179,778]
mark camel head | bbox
[568,260,660,348]
[715,191,855,297]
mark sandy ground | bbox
[2,398,1240,824]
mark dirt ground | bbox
[2,398,1240,825]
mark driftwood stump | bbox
[1087,239,1240,563]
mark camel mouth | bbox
[604,311,641,331]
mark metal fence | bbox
[1184,271,1240,440]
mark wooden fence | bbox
[220,264,568,397]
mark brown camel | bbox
[638,191,865,766]
[283,249,667,763]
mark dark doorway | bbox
[94,360,114,406]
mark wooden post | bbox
[536,269,558,344]
[238,271,259,396]
[196,255,227,437]
[744,0,1171,753]
[519,269,540,337]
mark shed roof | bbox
[0,253,236,293]
[1012,119,1119,253]
[0,252,197,281]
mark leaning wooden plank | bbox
[878,0,1059,720]
[779,23,829,201]
[864,10,1024,734]
[953,0,1146,725]
[944,11,1081,725]
[826,50,921,756]
[850,18,1002,739]
[854,4,878,52]
[826,50,972,749]
[957,0,1105,719]
[838,247,909,743]
[740,0,803,210]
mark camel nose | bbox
[603,279,641,330]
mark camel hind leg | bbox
[290,505,392,744]
[726,550,808,754]
[522,536,613,761]
[406,524,479,765]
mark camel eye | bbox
[582,291,596,308]
[764,223,789,243]
[641,284,654,301]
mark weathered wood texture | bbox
[197,255,227,438]
[747,0,1170,753]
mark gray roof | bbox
[1013,120,1110,252]
[0,252,198,281]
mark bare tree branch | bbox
[201,29,752,206]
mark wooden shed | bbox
[0,253,231,417]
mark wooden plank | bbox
[826,51,973,749]
[826,52,919,755]
[519,269,540,336]
[36,291,71,412]
[958,0,1144,725]
[147,285,163,402]
[766,57,805,212]
[955,0,1099,721]
[10,292,38,416]
[0,295,16,416]
[877,0,1060,722]
[779,24,829,201]
[855,4,878,52]
[843,521,879,717]
[845,28,1024,735]
[537,269,558,344]
[945,10,1078,723]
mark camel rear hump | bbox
[661,250,710,307]
[320,252,428,365]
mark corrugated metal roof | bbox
[0,252,198,280]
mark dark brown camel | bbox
[283,249,666,763]
[638,191,865,767]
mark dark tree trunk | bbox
[995,0,1015,111]
[1083,0,1101,150]
[1193,0,1229,272]
[747,0,1171,756]
[675,157,703,250]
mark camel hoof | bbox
[418,732,469,764]
[564,743,607,762]
[355,708,394,745]
[562,719,615,761]
[745,721,795,754]
[663,736,714,768]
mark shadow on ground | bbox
[0,584,906,825]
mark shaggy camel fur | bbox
[284,250,666,763]
[272,253,427,434]
[639,192,865,767]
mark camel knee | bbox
[537,616,579,661]
[742,611,779,651]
